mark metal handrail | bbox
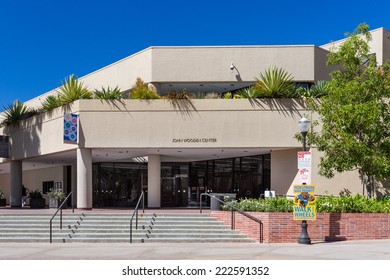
[129,191,145,243]
[49,192,74,243]
[200,193,263,243]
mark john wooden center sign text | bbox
[172,138,217,143]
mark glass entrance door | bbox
[161,163,189,207]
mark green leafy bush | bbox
[222,197,294,212]
[224,195,390,213]
[315,195,390,213]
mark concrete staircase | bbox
[0,212,256,243]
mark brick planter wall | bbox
[211,211,390,243]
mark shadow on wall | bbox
[324,213,347,242]
[248,98,306,118]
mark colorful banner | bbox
[64,113,78,144]
[293,184,316,220]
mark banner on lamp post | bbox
[293,184,316,220]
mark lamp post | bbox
[298,117,311,245]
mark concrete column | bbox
[77,148,92,210]
[10,160,22,207]
[71,163,77,208]
[148,154,161,208]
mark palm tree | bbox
[1,100,37,127]
[57,74,92,105]
[41,95,62,112]
[94,86,123,100]
[254,66,296,98]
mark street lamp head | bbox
[298,117,311,134]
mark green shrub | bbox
[130,78,160,99]
[222,195,390,213]
[222,197,294,212]
[315,195,390,213]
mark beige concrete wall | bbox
[3,104,79,160]
[23,166,64,192]
[2,98,309,161]
[151,46,320,83]
[0,173,10,201]
[0,166,64,203]
[77,99,307,149]
[270,147,365,197]
[271,148,300,195]
[310,148,364,196]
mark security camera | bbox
[230,62,235,70]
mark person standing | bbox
[22,185,28,207]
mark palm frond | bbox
[1,100,36,127]
[238,88,259,99]
[57,74,92,105]
[41,95,61,111]
[94,86,123,100]
[254,66,295,98]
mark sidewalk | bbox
[1,207,390,260]
[1,239,390,260]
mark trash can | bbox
[210,193,236,210]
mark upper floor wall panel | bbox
[150,46,328,83]
[24,45,329,109]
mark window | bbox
[42,181,54,194]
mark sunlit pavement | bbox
[0,239,390,260]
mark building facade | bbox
[1,28,389,209]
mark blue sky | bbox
[1,0,389,107]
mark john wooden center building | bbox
[1,28,389,209]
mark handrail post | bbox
[50,220,52,243]
[60,208,63,230]
[200,194,203,213]
[259,222,262,243]
[136,208,138,230]
[130,220,133,243]
[72,192,74,213]
[142,192,145,213]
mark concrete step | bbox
[0,212,256,243]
